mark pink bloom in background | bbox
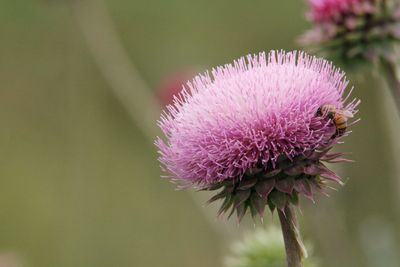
[156,51,357,187]
[156,71,196,107]
[0,253,25,267]
[301,0,400,63]
[308,0,374,23]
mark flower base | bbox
[204,146,349,222]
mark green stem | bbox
[278,204,307,267]
[380,57,400,116]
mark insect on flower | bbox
[317,104,354,137]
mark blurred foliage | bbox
[225,226,317,267]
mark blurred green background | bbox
[1,0,400,266]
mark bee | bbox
[317,105,353,137]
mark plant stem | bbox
[380,57,400,116]
[278,204,307,267]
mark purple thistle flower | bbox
[300,0,400,64]
[308,0,374,24]
[156,51,359,221]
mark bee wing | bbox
[337,110,354,118]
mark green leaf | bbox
[261,169,281,178]
[269,191,287,210]
[267,198,275,213]
[289,192,299,206]
[207,186,233,203]
[217,195,233,216]
[236,203,247,223]
[255,179,275,199]
[237,177,258,191]
[249,204,258,221]
[275,177,295,194]
[250,193,266,217]
[233,190,251,208]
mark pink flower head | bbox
[301,0,400,64]
[156,51,358,188]
[308,0,374,23]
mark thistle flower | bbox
[156,51,359,222]
[300,0,400,64]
